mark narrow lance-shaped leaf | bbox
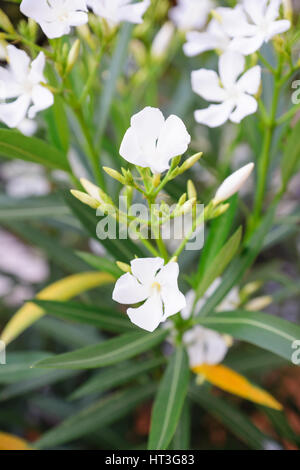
[33,329,168,370]
[0,129,70,172]
[148,346,190,450]
[196,310,300,361]
[196,226,242,300]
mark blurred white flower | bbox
[183,326,228,367]
[213,163,255,205]
[88,0,150,25]
[180,281,238,367]
[221,0,290,55]
[112,257,186,332]
[0,229,49,284]
[151,22,175,60]
[120,106,191,174]
[17,118,38,137]
[181,279,239,320]
[192,52,261,127]
[0,46,53,128]
[0,275,13,297]
[169,0,215,31]
[20,0,88,39]
[4,284,35,308]
[1,160,50,198]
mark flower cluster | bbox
[171,0,291,127]
[20,0,150,38]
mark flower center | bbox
[151,281,161,293]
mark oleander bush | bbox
[0,0,299,451]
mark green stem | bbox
[251,61,282,230]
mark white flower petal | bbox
[266,0,282,21]
[183,326,228,367]
[112,272,149,304]
[156,115,191,169]
[119,0,150,24]
[219,52,245,89]
[265,19,291,40]
[230,94,258,123]
[230,34,264,55]
[0,94,31,128]
[242,0,268,25]
[131,257,164,286]
[7,45,30,80]
[237,66,261,95]
[119,127,148,167]
[194,101,234,128]
[28,52,46,84]
[28,84,54,119]
[217,5,256,36]
[191,69,227,102]
[127,293,163,332]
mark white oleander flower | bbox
[169,0,215,31]
[221,0,291,55]
[0,46,53,129]
[151,22,175,60]
[192,52,261,128]
[20,0,88,39]
[183,326,229,367]
[181,279,239,320]
[180,280,238,367]
[213,163,255,205]
[112,257,186,332]
[87,0,150,25]
[120,107,191,174]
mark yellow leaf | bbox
[0,432,31,450]
[192,363,282,410]
[1,272,115,345]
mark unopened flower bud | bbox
[245,296,272,311]
[116,261,131,273]
[66,39,81,75]
[103,166,125,184]
[178,152,203,175]
[151,22,175,60]
[0,9,15,34]
[213,163,254,205]
[70,190,100,209]
[187,180,197,201]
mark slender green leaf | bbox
[34,329,168,369]
[70,357,165,400]
[196,226,242,300]
[35,384,156,449]
[171,401,190,450]
[0,352,50,384]
[196,310,300,361]
[0,129,70,172]
[195,195,238,285]
[76,251,122,278]
[148,347,190,450]
[0,195,70,221]
[33,300,135,334]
